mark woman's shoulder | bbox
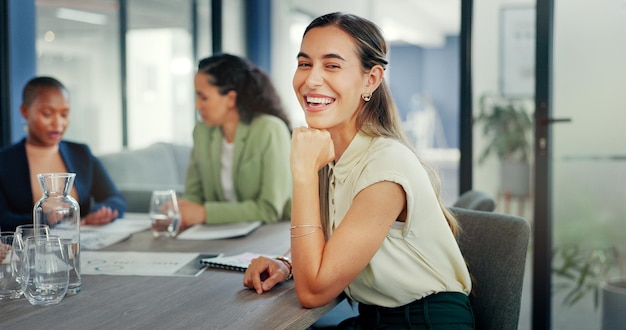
[359,137,421,174]
[192,122,216,138]
[0,138,25,156]
[247,115,290,139]
[368,136,416,161]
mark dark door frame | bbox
[459,0,473,194]
[533,0,553,328]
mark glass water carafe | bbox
[33,172,81,294]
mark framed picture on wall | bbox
[500,7,535,97]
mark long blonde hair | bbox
[304,12,460,238]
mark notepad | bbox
[202,251,276,272]
[176,221,262,240]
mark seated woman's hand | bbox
[243,256,291,294]
[81,206,118,225]
[178,199,206,229]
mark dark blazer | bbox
[0,138,126,232]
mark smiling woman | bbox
[244,12,474,329]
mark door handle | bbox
[541,117,572,125]
[537,117,572,156]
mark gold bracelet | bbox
[275,256,293,280]
[290,227,322,238]
[289,224,322,230]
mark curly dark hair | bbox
[197,53,291,130]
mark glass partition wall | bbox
[472,1,535,329]
[550,1,626,329]
[476,1,626,329]
[35,0,213,154]
[126,0,195,149]
[36,0,123,153]
[472,0,535,219]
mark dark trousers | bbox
[336,292,475,330]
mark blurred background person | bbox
[0,76,126,232]
[178,53,292,228]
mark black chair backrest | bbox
[449,207,530,330]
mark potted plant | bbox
[474,93,533,198]
[553,244,626,330]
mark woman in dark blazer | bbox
[0,76,126,232]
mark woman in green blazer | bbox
[178,54,292,227]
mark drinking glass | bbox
[0,232,23,300]
[21,235,69,306]
[60,238,81,295]
[149,190,181,238]
[14,224,50,248]
[12,224,50,280]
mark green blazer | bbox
[183,114,292,224]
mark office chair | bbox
[453,189,497,212]
[449,206,530,330]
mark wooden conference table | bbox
[0,221,339,329]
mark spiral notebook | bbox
[202,251,276,272]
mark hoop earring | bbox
[362,93,371,102]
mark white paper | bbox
[80,232,131,251]
[81,213,151,234]
[81,251,204,276]
[176,221,262,240]
[80,213,152,250]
